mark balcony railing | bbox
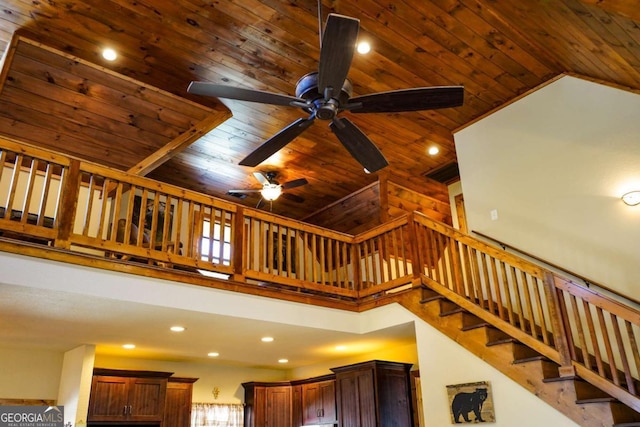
[1,137,639,411]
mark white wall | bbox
[455,75,640,299]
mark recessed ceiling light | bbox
[428,146,440,156]
[122,344,135,349]
[261,336,274,343]
[278,358,289,364]
[170,326,185,332]
[357,41,371,54]
[207,352,219,357]
[102,48,117,61]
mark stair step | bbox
[439,299,465,316]
[420,288,444,304]
[576,397,617,404]
[512,342,547,363]
[542,375,579,383]
[512,355,547,364]
[461,322,490,332]
[486,337,517,346]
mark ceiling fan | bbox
[188,11,464,173]
[228,171,308,209]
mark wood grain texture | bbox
[0,0,639,220]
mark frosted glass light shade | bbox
[622,191,640,206]
[261,184,282,201]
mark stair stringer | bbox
[394,287,627,427]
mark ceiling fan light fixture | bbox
[261,183,282,201]
[622,191,640,206]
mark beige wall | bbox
[0,347,63,399]
[455,75,640,300]
[1,251,580,425]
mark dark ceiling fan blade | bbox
[281,178,308,190]
[346,86,464,113]
[330,117,388,173]
[281,192,305,203]
[240,117,315,167]
[188,82,304,107]
[318,14,359,97]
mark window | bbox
[201,219,231,265]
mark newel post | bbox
[542,271,576,377]
[54,159,81,250]
[231,205,246,282]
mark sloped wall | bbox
[455,75,640,299]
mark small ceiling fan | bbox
[188,10,464,173]
[228,171,308,209]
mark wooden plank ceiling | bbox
[0,0,638,220]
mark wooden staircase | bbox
[395,286,640,427]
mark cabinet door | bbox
[87,376,129,421]
[291,385,303,427]
[265,386,291,427]
[302,383,321,425]
[302,380,337,425]
[318,380,337,423]
[163,382,194,427]
[335,369,376,427]
[128,377,167,422]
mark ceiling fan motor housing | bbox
[295,72,353,120]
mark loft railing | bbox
[1,137,639,411]
[0,137,414,298]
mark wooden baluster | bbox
[54,159,80,249]
[531,276,551,346]
[543,273,575,377]
[597,307,620,386]
[569,294,589,368]
[611,313,635,395]
[625,321,640,392]
[583,299,606,377]
[20,157,37,225]
[232,207,244,281]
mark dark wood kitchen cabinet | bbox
[301,378,337,425]
[87,368,172,423]
[331,360,413,427]
[243,382,292,427]
[243,360,413,427]
[163,377,198,427]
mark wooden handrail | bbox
[472,229,640,306]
